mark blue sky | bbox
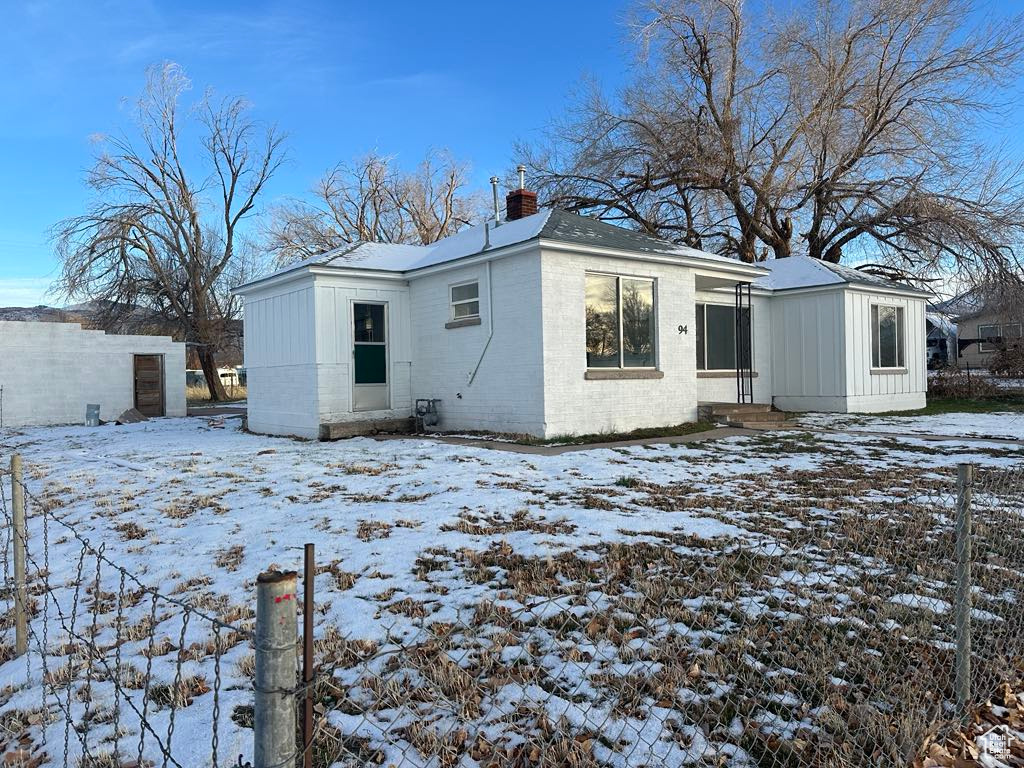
[0,0,632,305]
[2,1,1023,306]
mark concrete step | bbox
[320,417,414,440]
[726,410,789,423]
[708,402,773,415]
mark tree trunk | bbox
[198,346,229,402]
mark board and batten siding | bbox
[0,320,185,427]
[769,289,846,412]
[693,290,773,405]
[409,251,546,435]
[242,280,320,438]
[842,289,926,411]
[769,286,926,413]
[312,275,413,424]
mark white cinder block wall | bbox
[313,275,413,425]
[540,250,699,437]
[242,280,320,438]
[0,321,185,427]
[409,252,546,434]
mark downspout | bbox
[467,258,494,386]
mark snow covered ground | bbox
[0,417,1022,767]
[799,409,1024,441]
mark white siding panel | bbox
[769,289,845,403]
[312,277,412,425]
[843,290,927,409]
[242,280,320,438]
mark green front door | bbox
[352,302,389,411]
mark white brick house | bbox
[235,188,928,440]
[0,321,186,427]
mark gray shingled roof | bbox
[537,209,704,257]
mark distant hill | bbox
[0,305,94,323]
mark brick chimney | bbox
[505,164,538,221]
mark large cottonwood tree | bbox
[53,63,284,400]
[523,0,1024,282]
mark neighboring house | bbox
[932,289,1023,370]
[0,321,186,427]
[234,187,928,439]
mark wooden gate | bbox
[133,355,165,417]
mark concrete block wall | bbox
[540,249,700,437]
[0,320,185,427]
[409,252,546,434]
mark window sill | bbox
[697,370,759,379]
[870,367,908,375]
[445,317,482,329]
[584,369,664,380]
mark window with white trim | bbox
[979,322,1022,353]
[695,303,751,370]
[450,281,480,320]
[871,304,905,368]
[585,273,656,368]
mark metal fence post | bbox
[11,454,27,657]
[955,462,974,716]
[302,544,315,768]
[254,570,298,768]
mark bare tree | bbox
[523,0,1024,283]
[267,150,481,265]
[52,63,284,401]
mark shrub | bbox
[988,344,1024,378]
[928,367,999,398]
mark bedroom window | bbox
[450,281,480,320]
[871,304,905,368]
[695,303,751,370]
[979,322,1022,353]
[585,273,656,368]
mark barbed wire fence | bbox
[2,453,1023,767]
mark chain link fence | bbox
[281,463,1024,767]
[0,458,254,768]
[1,454,1022,767]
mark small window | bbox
[585,273,656,368]
[695,303,751,370]
[450,282,480,320]
[871,305,905,368]
[978,324,999,353]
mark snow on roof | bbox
[753,256,845,291]
[753,255,928,295]
[237,209,762,292]
[926,311,957,336]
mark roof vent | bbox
[506,164,537,221]
[489,176,501,226]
